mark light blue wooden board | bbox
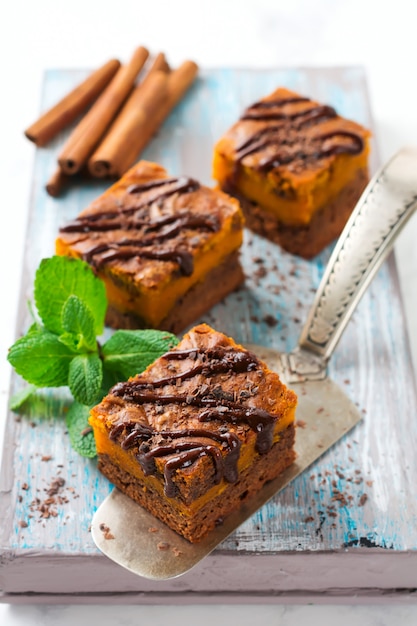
[1,66,417,599]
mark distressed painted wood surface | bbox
[1,67,417,602]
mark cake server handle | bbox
[285,147,417,379]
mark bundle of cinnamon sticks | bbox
[25,46,198,197]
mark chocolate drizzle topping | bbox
[109,423,241,497]
[235,95,364,172]
[59,176,218,276]
[110,346,278,496]
[88,244,195,276]
[126,176,200,198]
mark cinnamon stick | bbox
[90,60,198,179]
[58,46,149,175]
[88,52,170,178]
[149,51,171,75]
[45,167,70,197]
[25,59,121,147]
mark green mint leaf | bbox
[27,321,42,335]
[34,256,107,336]
[101,367,124,394]
[8,327,75,387]
[68,353,103,405]
[66,402,97,458]
[102,329,179,380]
[60,295,98,352]
[10,384,38,411]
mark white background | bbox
[1,0,417,624]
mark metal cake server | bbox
[91,147,417,581]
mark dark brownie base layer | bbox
[97,423,296,543]
[105,251,245,333]
[224,169,368,259]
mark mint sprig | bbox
[8,256,179,458]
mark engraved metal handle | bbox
[286,147,417,380]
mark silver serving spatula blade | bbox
[92,147,417,581]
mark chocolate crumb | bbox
[269,285,281,295]
[47,477,65,496]
[18,520,28,528]
[332,489,349,507]
[99,523,115,540]
[253,266,267,280]
[359,493,368,507]
[297,420,307,429]
[157,541,170,551]
[263,314,277,327]
[21,483,29,491]
[41,455,52,462]
[148,527,159,533]
[304,516,314,523]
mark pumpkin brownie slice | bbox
[213,87,371,258]
[89,323,297,543]
[56,161,244,332]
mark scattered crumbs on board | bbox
[17,472,80,529]
[303,464,372,540]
